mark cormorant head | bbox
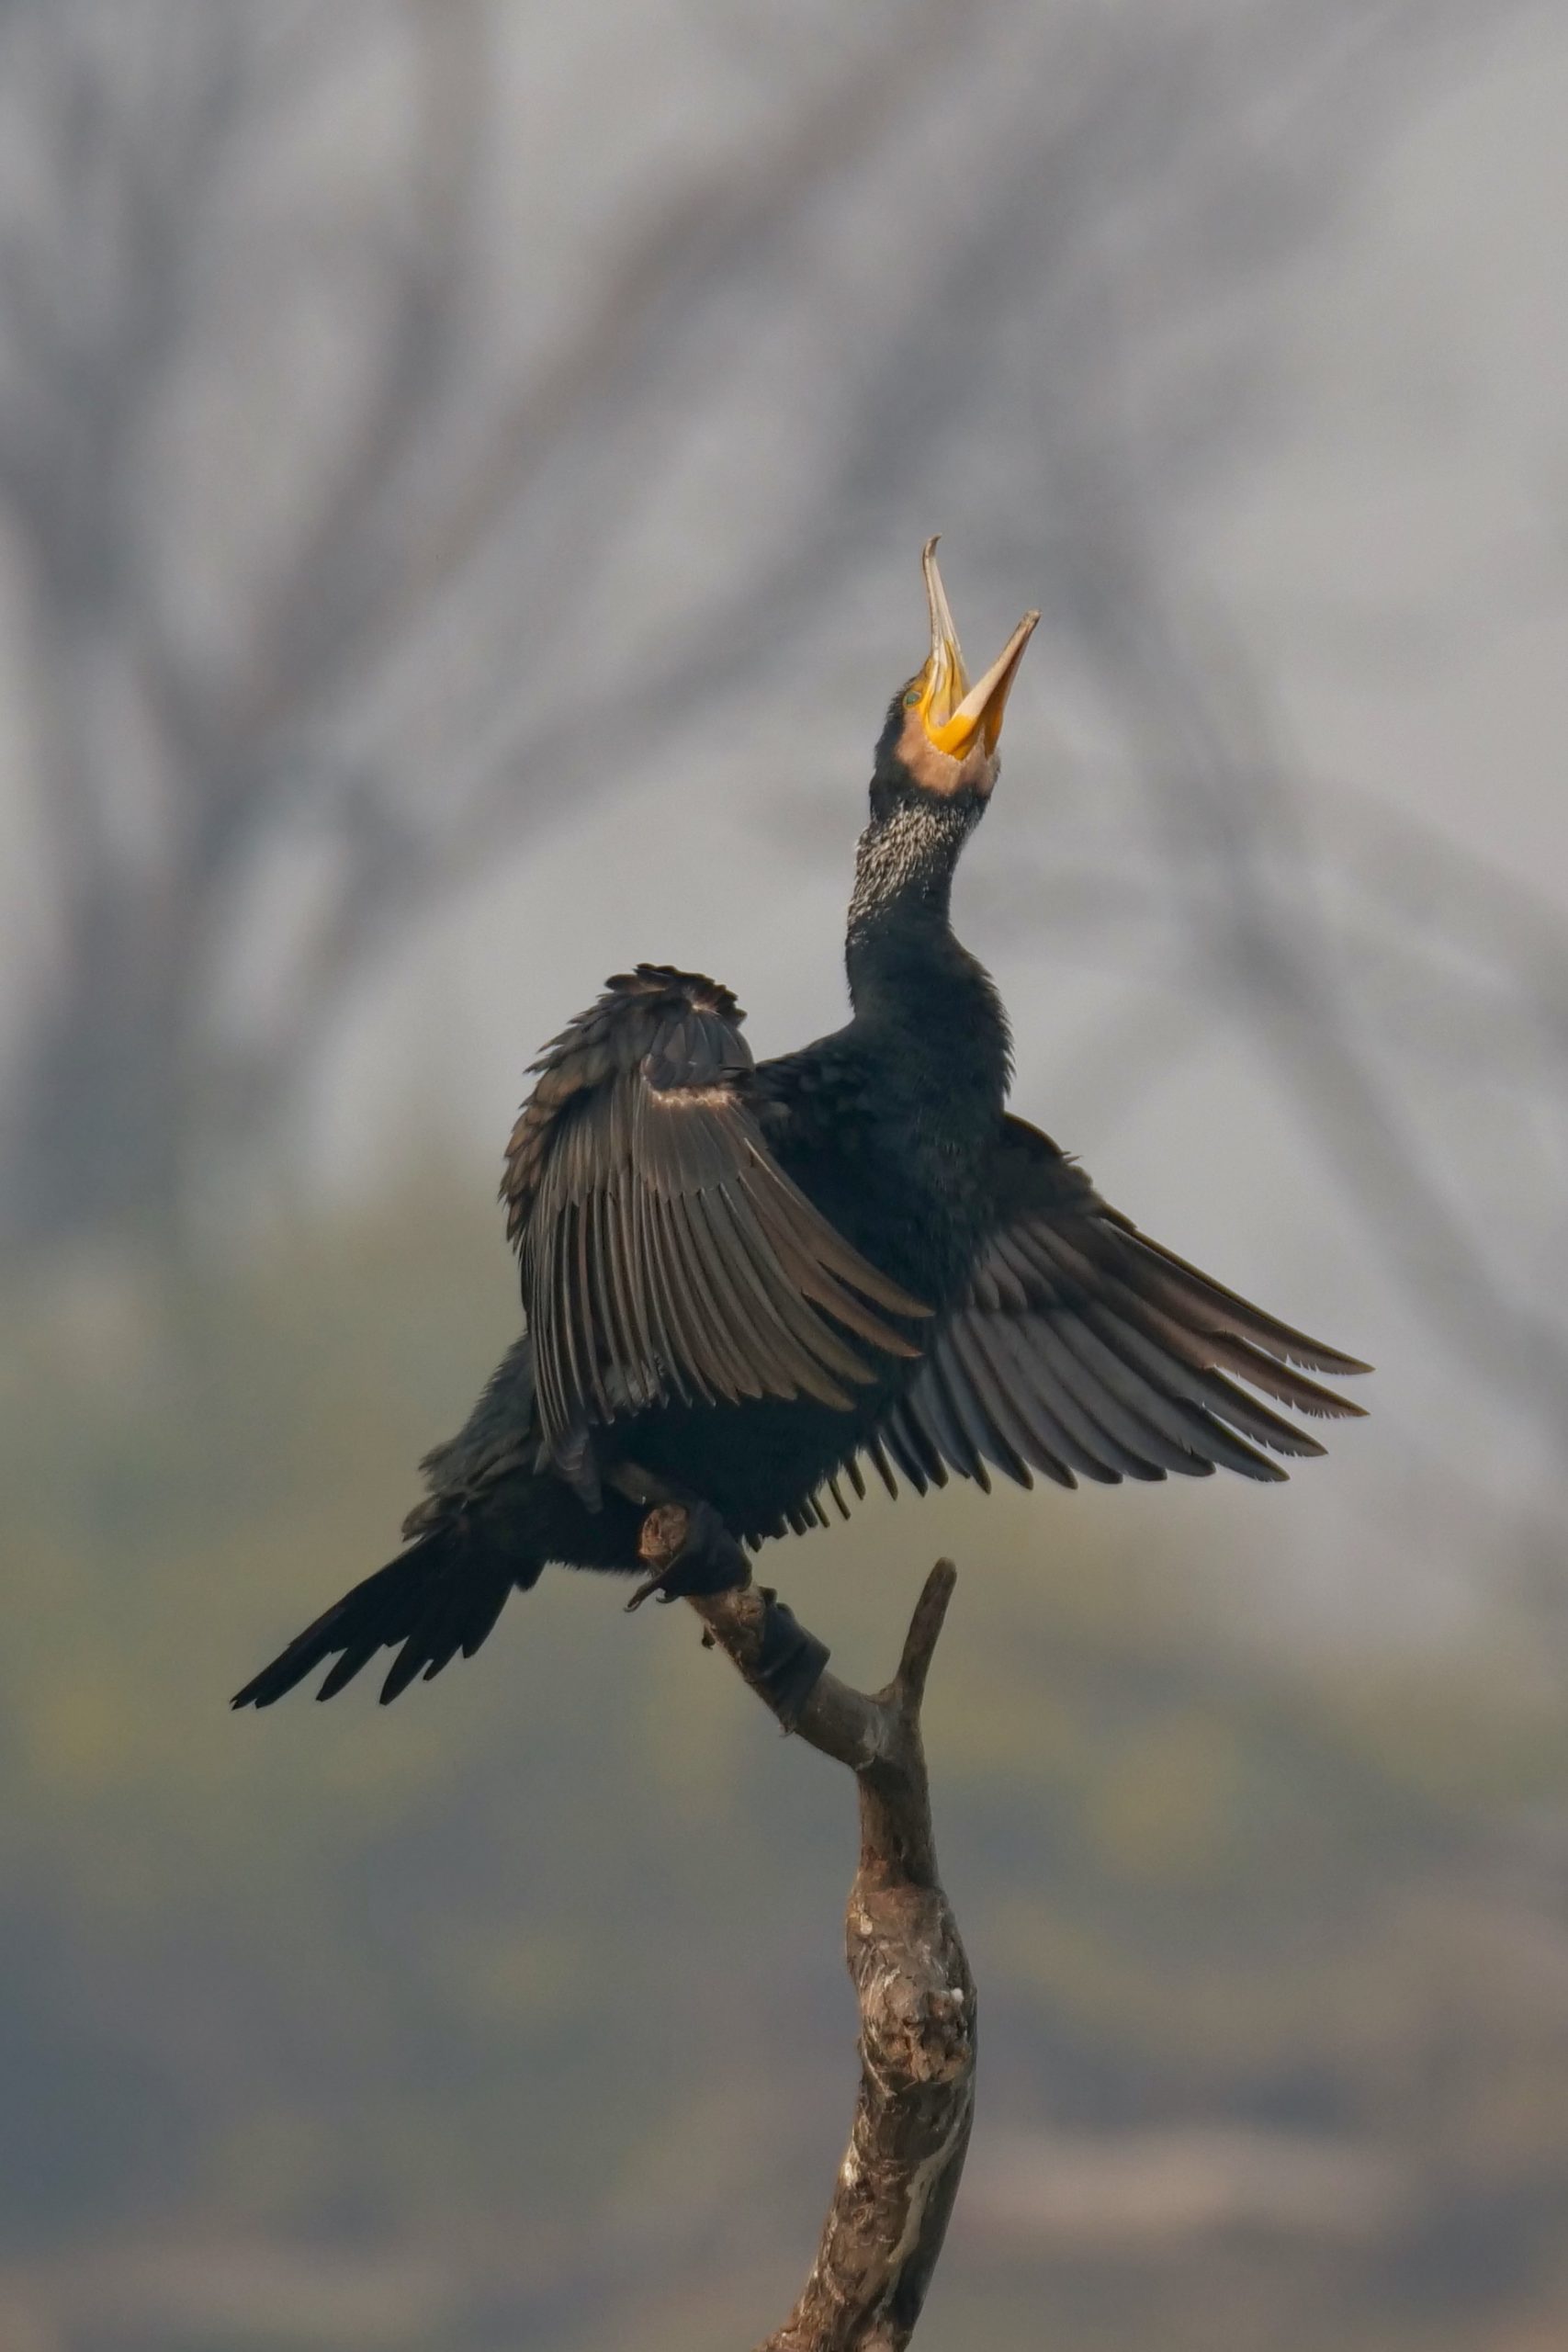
[872,539,1039,813]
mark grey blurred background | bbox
[3,3,1567,2346]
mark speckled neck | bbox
[844,785,1010,1109]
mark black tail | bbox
[232,1527,534,1709]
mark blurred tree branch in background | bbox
[1,0,1562,1502]
[0,0,992,1251]
[4,11,1568,2339]
[1000,572,1568,1451]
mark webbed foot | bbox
[629,1501,830,1725]
[628,1499,749,1609]
[750,1587,831,1727]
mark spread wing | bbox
[502,965,928,1471]
[863,1114,1368,1496]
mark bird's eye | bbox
[903,689,920,707]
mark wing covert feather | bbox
[502,967,928,1464]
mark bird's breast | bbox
[780,1079,996,1313]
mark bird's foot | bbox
[627,1499,749,1609]
[748,1587,831,1728]
[629,1502,830,1725]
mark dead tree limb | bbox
[638,1510,974,2351]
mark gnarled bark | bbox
[648,1532,974,2351]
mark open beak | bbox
[918,538,1039,758]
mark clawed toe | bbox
[627,1498,750,1610]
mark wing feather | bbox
[861,1114,1367,1500]
[959,1313,1077,1487]
[503,967,929,1465]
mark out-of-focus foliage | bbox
[6,1192,1568,2349]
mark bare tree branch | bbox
[638,1510,974,2352]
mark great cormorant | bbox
[235,543,1367,1711]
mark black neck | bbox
[843,787,1010,1099]
[845,785,972,983]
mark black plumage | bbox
[234,544,1367,1711]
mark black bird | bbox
[235,543,1368,1712]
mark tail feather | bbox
[231,1528,532,1709]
